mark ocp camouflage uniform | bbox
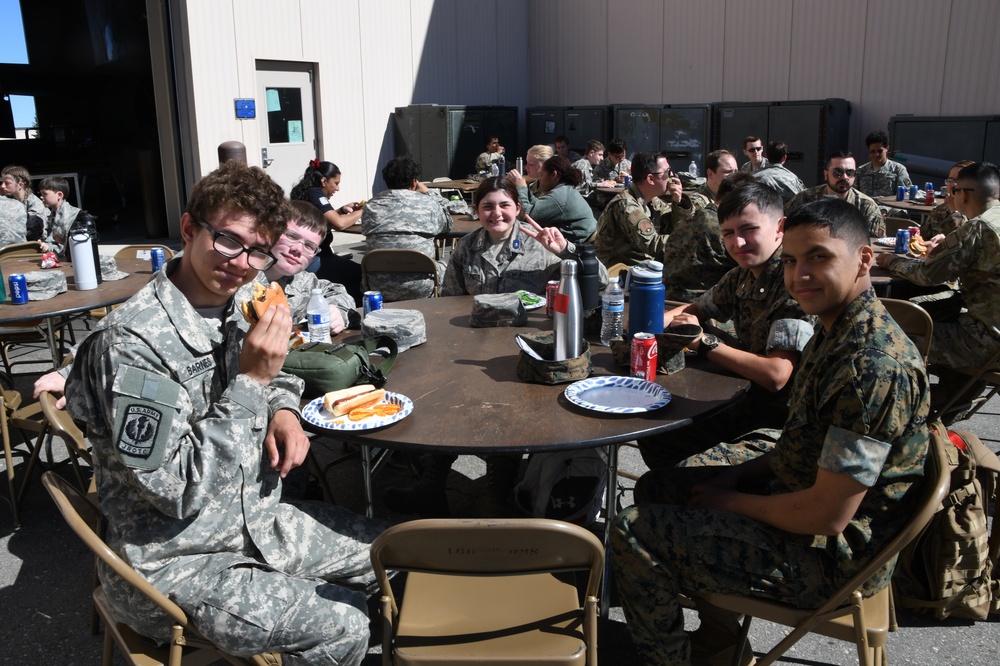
[754,163,805,203]
[361,188,451,300]
[661,196,736,303]
[66,259,383,666]
[613,288,929,666]
[43,200,81,257]
[739,156,769,173]
[787,184,884,236]
[593,157,631,182]
[0,195,27,247]
[639,252,815,469]
[442,225,607,296]
[593,183,694,267]
[245,270,359,329]
[921,202,966,239]
[880,199,1000,368]
[856,160,912,198]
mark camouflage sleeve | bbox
[882,224,974,286]
[622,198,671,259]
[441,237,471,296]
[897,164,913,189]
[859,197,884,237]
[267,371,305,420]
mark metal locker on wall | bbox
[564,106,609,154]
[713,102,769,157]
[659,104,713,173]
[769,99,850,185]
[612,105,661,157]
[526,107,564,150]
[394,105,518,179]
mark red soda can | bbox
[545,280,559,318]
[630,332,657,381]
[908,226,920,239]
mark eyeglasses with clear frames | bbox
[831,168,857,179]
[650,169,675,179]
[281,230,320,256]
[196,219,276,270]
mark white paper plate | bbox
[564,376,672,414]
[302,392,413,431]
[516,290,545,310]
[874,237,896,247]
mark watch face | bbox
[702,335,721,349]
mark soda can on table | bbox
[896,186,906,201]
[630,332,658,382]
[622,173,632,187]
[150,247,166,272]
[895,229,910,254]
[8,273,28,304]
[545,280,559,318]
[909,184,919,201]
[925,182,935,205]
[908,226,921,239]
[363,290,383,315]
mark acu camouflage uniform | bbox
[921,202,966,239]
[754,163,805,203]
[613,288,929,666]
[856,160,912,198]
[593,157,631,182]
[661,191,737,303]
[242,270,359,329]
[66,259,383,666]
[0,195,27,247]
[571,157,596,197]
[361,188,451,300]
[880,199,1000,368]
[42,200,81,257]
[739,156,770,174]
[16,191,47,240]
[593,183,694,267]
[639,252,815,469]
[787,184,885,237]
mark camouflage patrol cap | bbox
[471,293,528,328]
[24,270,68,300]
[361,308,426,352]
[100,254,129,281]
[655,323,701,375]
[515,331,592,384]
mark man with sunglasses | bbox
[65,161,383,665]
[786,150,884,236]
[739,135,770,174]
[856,129,912,198]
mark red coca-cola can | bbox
[908,226,920,238]
[630,332,658,381]
[545,280,559,318]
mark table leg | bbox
[361,446,375,518]
[44,319,60,367]
[601,443,619,621]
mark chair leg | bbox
[732,616,752,666]
[15,428,48,506]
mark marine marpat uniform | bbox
[612,288,929,665]
[0,195,27,247]
[787,184,884,237]
[66,259,383,665]
[661,194,736,302]
[593,183,693,267]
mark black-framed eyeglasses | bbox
[196,219,276,270]
[746,146,763,152]
[831,168,857,178]
[280,230,320,256]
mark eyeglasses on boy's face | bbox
[280,230,320,256]
[196,218,276,270]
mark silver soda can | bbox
[8,273,28,304]
[150,247,166,272]
[363,290,383,315]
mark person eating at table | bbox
[385,176,607,519]
[507,155,597,244]
[594,138,631,183]
[786,150,884,237]
[613,198,929,666]
[856,129,912,199]
[476,134,506,172]
[64,160,384,666]
[876,161,1000,418]
[921,159,974,239]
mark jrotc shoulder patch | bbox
[117,404,163,460]
[111,365,182,470]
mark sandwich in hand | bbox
[322,384,401,421]
[240,281,290,324]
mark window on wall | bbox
[0,0,29,64]
[265,87,305,144]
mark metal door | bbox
[257,62,316,193]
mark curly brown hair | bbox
[185,161,288,244]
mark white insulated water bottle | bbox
[69,226,98,291]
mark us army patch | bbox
[117,405,163,460]
[111,365,181,470]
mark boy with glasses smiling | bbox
[786,150,884,236]
[856,129,912,198]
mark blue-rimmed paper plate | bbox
[564,376,671,414]
[302,392,413,431]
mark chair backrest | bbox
[0,241,43,260]
[880,297,934,362]
[361,248,440,297]
[114,244,175,261]
[884,217,914,235]
[39,390,89,458]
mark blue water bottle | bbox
[627,261,665,336]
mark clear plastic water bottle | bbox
[600,278,625,346]
[688,160,699,178]
[306,288,332,343]
[489,162,500,177]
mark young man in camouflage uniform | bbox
[856,129,912,198]
[66,161,383,666]
[571,139,605,199]
[754,141,805,203]
[613,198,930,666]
[0,192,27,247]
[361,155,452,300]
[739,135,769,174]
[37,176,81,257]
[593,151,693,267]
[786,150,884,236]
[593,138,631,182]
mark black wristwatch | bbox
[698,334,721,358]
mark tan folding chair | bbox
[697,422,951,666]
[41,471,281,666]
[114,244,176,261]
[1,382,48,526]
[370,517,604,666]
[884,216,914,236]
[880,298,933,362]
[362,248,440,299]
[0,240,43,260]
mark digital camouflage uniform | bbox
[593,183,694,267]
[661,194,737,303]
[66,259,383,666]
[42,200,81,257]
[639,253,815,469]
[754,163,805,203]
[880,199,1000,368]
[739,156,770,174]
[361,188,451,300]
[593,157,631,182]
[787,184,884,237]
[856,160,912,198]
[571,157,596,197]
[0,195,27,247]
[921,202,966,239]
[613,288,929,666]
[19,192,46,240]
[442,225,606,296]
[242,270,360,329]
[476,150,505,172]
[516,182,597,244]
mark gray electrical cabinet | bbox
[612,105,661,156]
[713,102,770,156]
[564,106,609,154]
[769,99,851,185]
[525,107,564,150]
[889,115,1000,177]
[659,104,713,173]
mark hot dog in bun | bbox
[240,281,289,324]
[323,384,387,417]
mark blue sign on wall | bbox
[234,99,256,119]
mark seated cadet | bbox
[593,151,693,267]
[571,139,606,199]
[786,150,884,236]
[876,161,1000,412]
[510,155,597,244]
[65,161,383,666]
[38,176,81,258]
[553,134,582,162]
[0,189,27,247]
[856,129,912,198]
[921,159,973,239]
[613,198,929,666]
[739,135,770,174]
[2,165,47,240]
[640,183,815,470]
[593,138,631,183]
[686,150,739,209]
[476,135,506,172]
[754,141,805,203]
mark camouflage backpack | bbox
[892,428,1000,620]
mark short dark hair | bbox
[705,150,734,174]
[957,162,1000,201]
[865,130,889,148]
[286,199,326,237]
[585,139,605,154]
[766,141,788,164]
[543,155,583,187]
[718,181,783,223]
[554,135,570,146]
[630,151,665,182]
[186,161,288,245]
[743,135,761,148]
[38,176,70,196]
[784,198,869,251]
[826,150,854,167]
[608,139,627,156]
[381,155,422,189]
[715,172,757,201]
[473,176,520,208]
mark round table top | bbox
[877,195,944,213]
[307,295,750,453]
